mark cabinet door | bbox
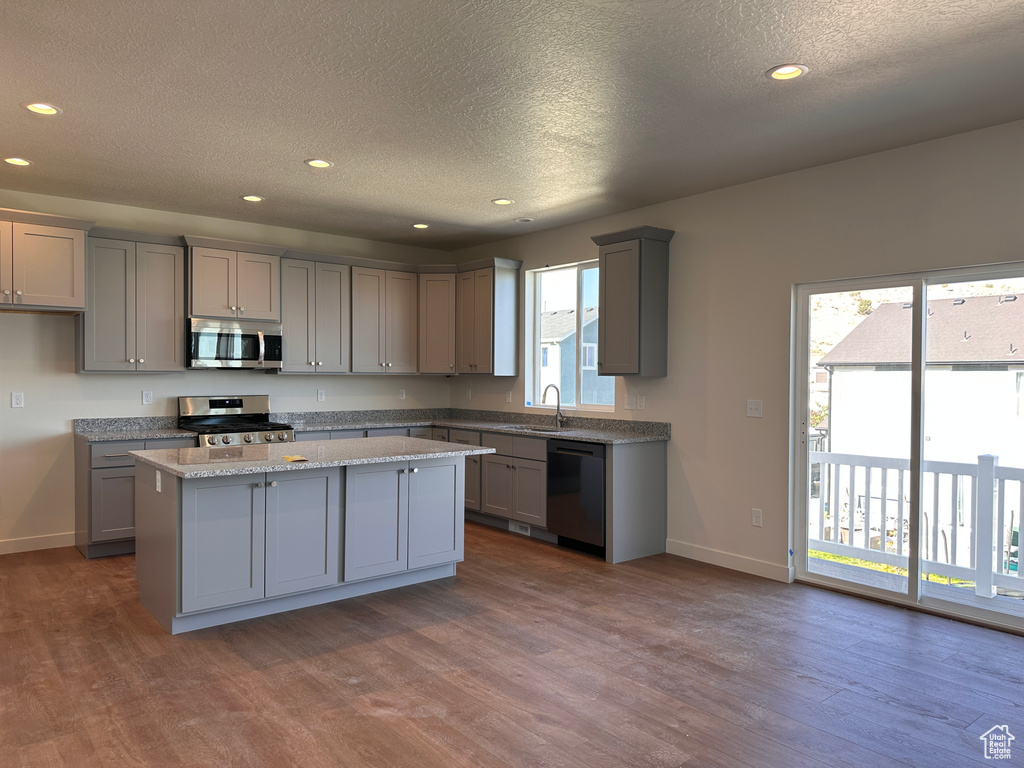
[408,457,464,568]
[191,247,237,318]
[351,267,386,373]
[344,461,408,581]
[598,240,640,375]
[12,223,86,309]
[84,238,136,371]
[281,259,317,372]
[265,468,341,596]
[181,475,266,612]
[455,271,476,373]
[136,243,185,372]
[237,252,280,321]
[465,454,482,512]
[90,467,137,542]
[0,221,11,302]
[418,273,456,373]
[513,458,547,527]
[481,454,514,519]
[315,262,351,373]
[472,268,494,373]
[386,270,418,373]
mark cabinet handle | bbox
[16,290,23,296]
[401,468,408,474]
[256,482,265,488]
[387,362,392,367]
[2,289,9,295]
[103,453,130,458]
[138,358,144,363]
[239,307,245,314]
[380,362,385,367]
[449,363,454,369]
[231,305,237,312]
[270,481,277,487]
[129,358,135,363]
[309,361,316,366]
[506,464,513,469]
[411,467,419,473]
[317,361,323,366]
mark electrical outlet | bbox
[746,399,763,418]
[637,395,645,410]
[142,390,153,405]
[317,389,326,402]
[399,389,406,400]
[624,394,636,410]
[752,508,763,527]
[465,388,472,401]
[11,392,24,408]
[505,391,512,403]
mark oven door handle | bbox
[257,330,265,366]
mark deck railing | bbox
[808,451,1022,596]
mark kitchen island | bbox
[132,437,494,634]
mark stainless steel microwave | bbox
[188,318,283,369]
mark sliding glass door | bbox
[796,267,1024,628]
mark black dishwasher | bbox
[546,440,606,557]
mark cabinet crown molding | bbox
[1,206,95,230]
[590,226,674,247]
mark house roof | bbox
[818,295,1024,367]
[541,307,598,343]
[4,1,1024,250]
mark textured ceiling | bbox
[2,0,1024,250]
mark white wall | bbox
[0,193,451,554]
[451,119,1024,581]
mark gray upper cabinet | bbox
[264,467,341,597]
[1,219,88,310]
[456,261,519,376]
[351,267,417,373]
[418,272,456,374]
[281,259,351,373]
[592,226,674,377]
[190,246,280,321]
[83,237,185,372]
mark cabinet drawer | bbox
[513,436,547,462]
[448,429,480,446]
[332,429,366,439]
[90,440,146,468]
[145,437,196,450]
[481,433,513,456]
[295,431,332,442]
[367,428,409,437]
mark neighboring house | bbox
[816,294,1024,466]
[539,307,613,406]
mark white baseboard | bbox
[0,532,75,556]
[666,539,795,583]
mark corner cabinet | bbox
[456,260,519,376]
[418,272,456,374]
[351,267,417,373]
[1,210,93,311]
[592,226,674,377]
[82,235,186,372]
[190,246,281,321]
[281,259,351,373]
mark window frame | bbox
[527,260,614,412]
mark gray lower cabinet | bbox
[449,429,481,511]
[75,436,195,558]
[480,434,547,525]
[410,427,432,439]
[181,474,267,612]
[265,468,341,596]
[344,456,462,581]
[344,461,409,581]
[82,237,186,372]
[295,429,367,441]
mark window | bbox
[528,262,614,410]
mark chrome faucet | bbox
[542,384,567,430]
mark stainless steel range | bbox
[178,395,295,446]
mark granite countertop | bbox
[75,427,195,442]
[132,436,496,479]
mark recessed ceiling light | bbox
[23,102,62,115]
[4,157,31,166]
[241,195,263,202]
[412,223,429,229]
[514,217,534,223]
[491,198,514,205]
[304,159,333,168]
[766,64,808,81]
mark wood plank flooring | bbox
[2,522,1023,767]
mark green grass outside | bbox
[809,550,974,586]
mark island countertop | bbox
[131,436,495,479]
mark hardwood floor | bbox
[2,522,1023,767]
